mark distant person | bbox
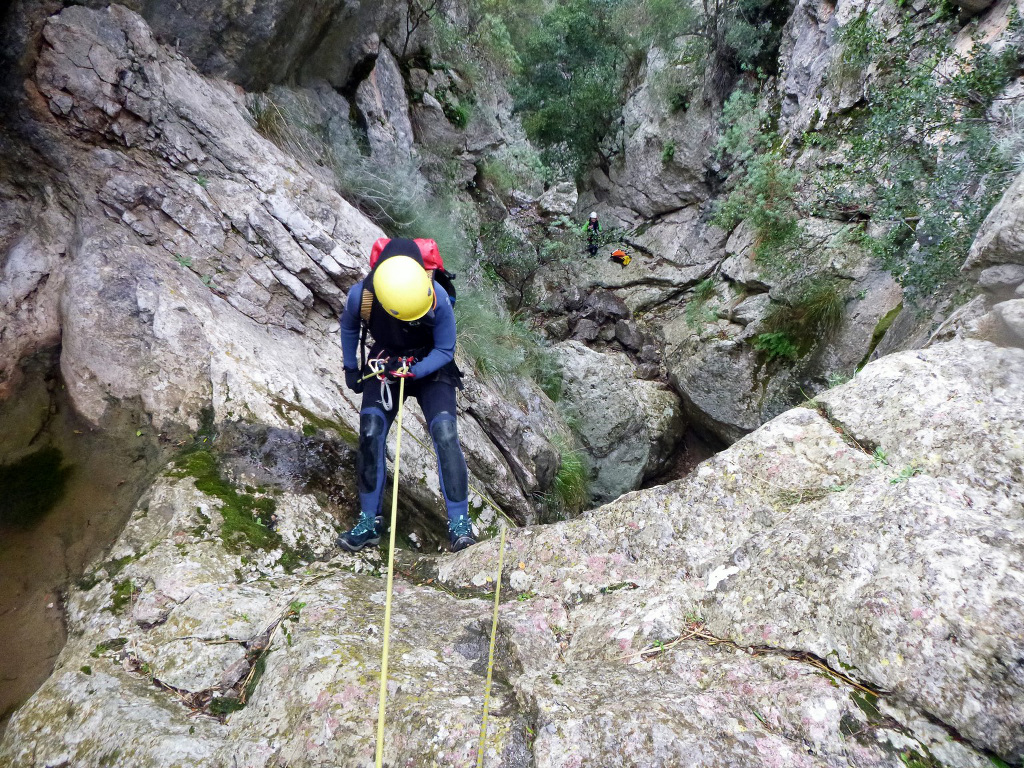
[582,211,601,256]
[337,238,475,553]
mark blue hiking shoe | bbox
[448,517,476,553]
[337,517,381,552]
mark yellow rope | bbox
[375,376,406,768]
[476,524,507,767]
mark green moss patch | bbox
[858,302,903,370]
[0,447,74,528]
[169,448,316,573]
[91,638,129,657]
[169,450,279,553]
[109,579,139,614]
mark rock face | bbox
[438,339,1024,767]
[70,0,408,92]
[1,4,561,538]
[554,341,685,502]
[355,46,415,162]
[6,338,1020,767]
[589,46,715,223]
[0,473,529,767]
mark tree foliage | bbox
[512,0,627,178]
[811,8,1023,295]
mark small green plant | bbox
[685,277,718,329]
[714,148,801,270]
[752,332,798,362]
[871,447,889,468]
[174,254,192,268]
[109,579,137,614]
[517,591,537,601]
[195,175,209,189]
[80,665,92,675]
[661,140,676,165]
[890,464,921,484]
[91,638,128,657]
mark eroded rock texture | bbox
[1,3,561,536]
[4,338,1020,767]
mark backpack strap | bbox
[358,284,374,372]
[360,284,374,324]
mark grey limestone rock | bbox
[355,46,415,163]
[554,340,685,501]
[439,340,1024,766]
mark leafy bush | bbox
[542,431,590,519]
[714,148,801,271]
[752,331,799,362]
[811,8,1022,296]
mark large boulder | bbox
[554,341,685,501]
[968,167,1024,269]
[439,339,1024,766]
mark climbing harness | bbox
[361,355,414,412]
[476,524,507,767]
[375,375,407,768]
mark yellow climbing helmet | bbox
[372,255,435,321]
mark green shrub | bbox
[752,332,799,362]
[714,148,801,271]
[543,432,589,519]
[761,278,846,353]
[650,58,702,112]
[811,8,1022,296]
[661,140,676,165]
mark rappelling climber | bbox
[337,237,475,553]
[582,211,601,256]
